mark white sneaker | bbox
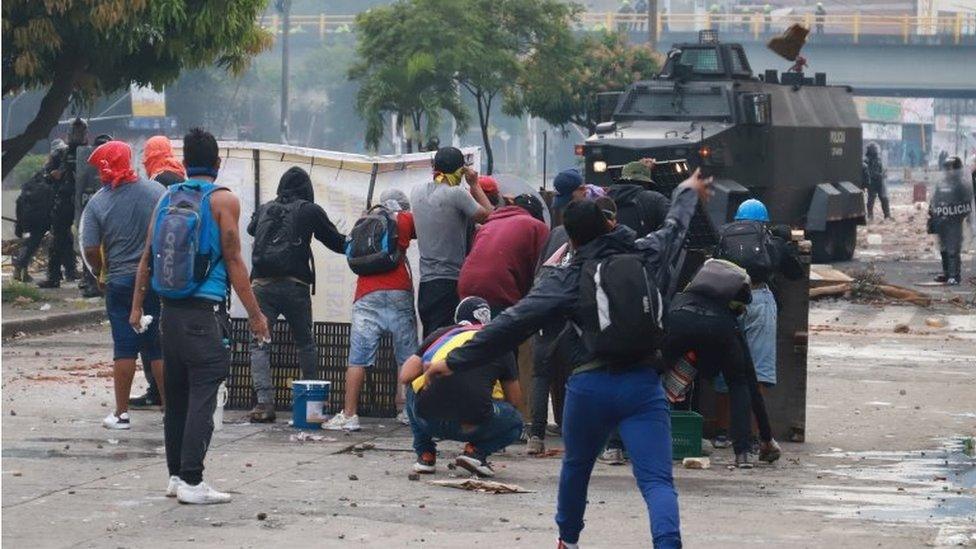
[102,412,131,430]
[176,481,231,504]
[396,410,410,425]
[322,411,361,431]
[166,475,183,497]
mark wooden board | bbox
[809,264,853,287]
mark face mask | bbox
[434,167,465,186]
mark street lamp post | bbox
[277,0,292,144]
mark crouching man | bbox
[399,296,523,478]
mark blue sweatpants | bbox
[556,368,681,548]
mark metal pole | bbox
[278,0,292,144]
[542,130,548,191]
[648,0,659,49]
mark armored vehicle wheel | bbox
[810,230,835,263]
[831,220,857,261]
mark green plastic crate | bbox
[670,410,703,460]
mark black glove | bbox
[769,224,792,241]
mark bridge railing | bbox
[258,12,976,45]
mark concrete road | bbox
[2,300,974,548]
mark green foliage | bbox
[2,0,272,98]
[453,0,582,173]
[1,0,273,178]
[2,281,42,303]
[350,1,467,152]
[510,30,660,134]
[3,153,46,189]
[350,0,580,169]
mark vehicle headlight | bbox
[593,160,607,173]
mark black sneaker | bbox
[456,444,495,477]
[129,394,161,409]
[247,403,276,423]
[758,439,782,463]
[37,279,60,289]
[80,285,103,298]
[735,452,755,469]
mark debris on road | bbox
[682,457,711,469]
[893,324,910,334]
[430,479,534,494]
[809,266,932,307]
[288,432,337,443]
[924,317,947,328]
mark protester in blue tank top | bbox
[130,128,270,505]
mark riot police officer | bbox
[38,118,86,288]
[863,143,891,222]
[928,157,973,285]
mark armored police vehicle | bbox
[580,34,865,262]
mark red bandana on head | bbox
[87,140,138,188]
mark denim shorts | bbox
[714,286,777,392]
[349,289,418,368]
[105,273,162,361]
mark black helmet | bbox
[943,156,963,171]
[93,134,114,147]
[865,143,879,157]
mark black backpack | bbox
[577,253,665,362]
[715,220,772,276]
[345,205,401,276]
[608,187,668,237]
[16,172,55,232]
[251,198,306,277]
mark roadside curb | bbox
[2,308,106,338]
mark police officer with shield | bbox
[38,118,86,288]
[928,156,973,285]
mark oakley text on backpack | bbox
[150,182,223,299]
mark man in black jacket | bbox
[246,167,346,422]
[600,160,671,464]
[607,160,670,237]
[426,170,711,549]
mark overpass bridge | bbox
[264,11,976,97]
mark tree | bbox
[350,1,467,153]
[1,0,272,178]
[454,0,581,174]
[511,30,660,136]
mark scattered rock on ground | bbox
[924,317,947,328]
[682,457,711,469]
[894,323,910,333]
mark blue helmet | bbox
[735,199,769,222]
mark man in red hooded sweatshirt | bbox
[80,140,167,430]
[458,194,549,316]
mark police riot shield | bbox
[930,161,974,224]
[72,145,100,229]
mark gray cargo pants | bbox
[250,278,317,405]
